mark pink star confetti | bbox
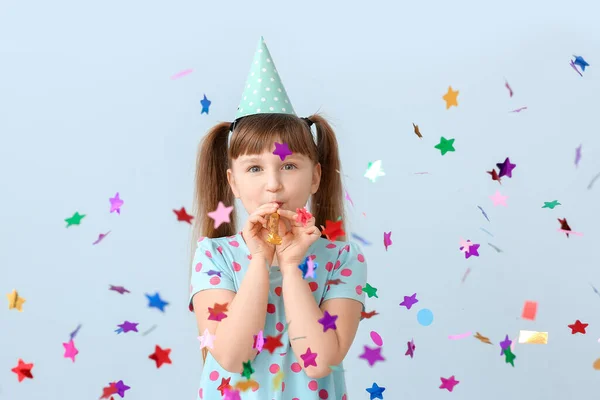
[109,192,124,214]
[253,330,264,352]
[439,375,460,392]
[359,345,385,367]
[405,339,415,358]
[383,231,392,251]
[207,201,234,229]
[63,339,79,362]
[489,190,508,207]
[300,348,318,367]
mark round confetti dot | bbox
[291,362,302,372]
[269,364,280,373]
[417,308,434,326]
[370,331,383,346]
[209,370,219,380]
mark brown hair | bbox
[190,112,347,363]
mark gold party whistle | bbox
[266,212,282,245]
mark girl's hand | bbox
[275,208,321,271]
[241,202,281,266]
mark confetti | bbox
[499,335,512,355]
[115,321,138,334]
[11,359,33,382]
[6,289,25,311]
[318,311,338,332]
[361,283,378,298]
[587,172,600,190]
[321,219,346,242]
[351,233,372,246]
[383,231,392,251]
[412,123,422,138]
[489,190,508,207]
[442,86,459,109]
[504,79,513,97]
[434,136,455,155]
[399,293,419,310]
[92,231,111,245]
[448,332,471,340]
[234,379,259,392]
[170,68,193,80]
[146,292,169,312]
[518,330,548,344]
[366,382,386,399]
[487,243,503,253]
[200,94,211,114]
[417,309,434,326]
[272,142,292,161]
[262,334,284,354]
[300,348,318,367]
[361,310,379,319]
[439,375,459,392]
[208,302,229,321]
[295,207,312,227]
[241,360,254,379]
[405,339,415,358]
[364,160,385,182]
[65,211,85,227]
[141,324,157,336]
[477,206,490,222]
[570,59,583,76]
[480,227,494,236]
[62,339,79,362]
[272,370,284,390]
[568,320,588,334]
[69,324,82,340]
[503,346,516,366]
[573,55,590,71]
[487,168,502,184]
[359,345,385,367]
[148,345,172,368]
[207,201,234,229]
[461,268,471,283]
[521,300,538,320]
[459,241,480,259]
[496,157,516,178]
[370,331,383,346]
[109,285,130,294]
[109,192,124,214]
[198,328,215,349]
[593,359,600,370]
[575,144,582,167]
[542,200,561,209]
[173,207,193,224]
[509,106,527,113]
[474,332,492,344]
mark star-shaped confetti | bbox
[65,211,85,227]
[359,345,385,367]
[272,142,292,161]
[207,201,234,229]
[496,157,516,178]
[320,219,346,242]
[364,160,385,183]
[198,328,215,349]
[200,94,211,114]
[114,380,130,397]
[173,207,193,224]
[7,289,25,311]
[460,241,480,259]
[223,388,241,400]
[295,207,312,226]
[489,190,508,207]
[63,339,79,362]
[300,347,318,367]
[109,192,124,214]
[558,218,572,238]
[542,200,561,209]
[442,86,459,109]
[241,360,254,379]
[439,375,459,392]
[146,292,169,312]
[208,302,229,321]
[362,283,378,298]
[503,346,516,366]
[318,311,338,332]
[434,137,455,155]
[487,169,502,184]
[11,359,33,382]
[383,231,392,251]
[218,377,233,396]
[361,310,379,319]
[573,55,589,71]
[499,335,512,355]
[262,334,284,354]
[253,330,264,352]
[366,382,386,399]
[405,339,415,358]
[115,321,139,334]
[399,293,418,310]
[568,319,588,334]
[148,345,172,368]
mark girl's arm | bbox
[280,266,362,379]
[193,255,270,372]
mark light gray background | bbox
[2,0,599,399]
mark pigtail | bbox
[308,114,347,242]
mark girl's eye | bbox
[247,164,297,173]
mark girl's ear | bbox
[311,163,322,194]
[226,168,240,198]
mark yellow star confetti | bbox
[7,289,26,311]
[442,86,459,109]
[272,370,285,390]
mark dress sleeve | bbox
[188,236,236,312]
[321,242,368,310]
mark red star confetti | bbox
[11,359,33,382]
[262,334,284,354]
[173,207,193,224]
[148,345,172,368]
[295,207,312,227]
[568,320,588,334]
[320,219,345,242]
[208,302,229,321]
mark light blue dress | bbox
[188,231,367,400]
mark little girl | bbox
[188,36,367,400]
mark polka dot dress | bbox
[189,232,367,399]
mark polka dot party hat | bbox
[235,36,297,120]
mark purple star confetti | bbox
[272,142,293,161]
[318,311,338,332]
[399,293,419,310]
[405,339,416,358]
[496,157,516,178]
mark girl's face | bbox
[226,145,321,218]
